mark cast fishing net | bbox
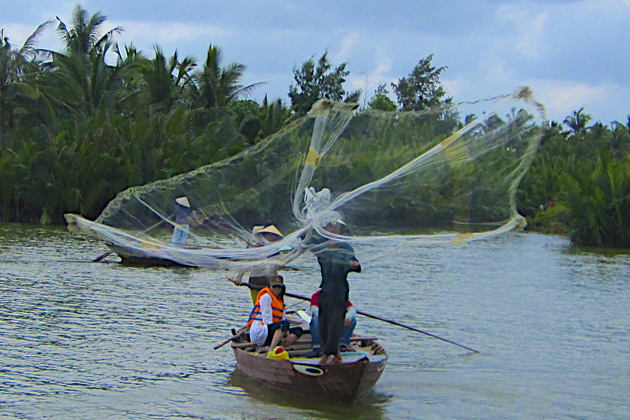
[66,87,546,269]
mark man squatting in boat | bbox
[312,221,361,365]
[228,225,284,303]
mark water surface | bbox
[0,224,628,419]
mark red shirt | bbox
[310,289,352,308]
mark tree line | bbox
[0,4,450,224]
[519,110,630,248]
[1,4,629,248]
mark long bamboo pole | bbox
[238,282,479,354]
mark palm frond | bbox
[19,19,54,58]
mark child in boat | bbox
[307,289,357,358]
[247,275,303,355]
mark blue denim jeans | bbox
[310,314,356,348]
[171,224,189,245]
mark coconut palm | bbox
[0,21,54,144]
[49,6,132,114]
[258,95,292,138]
[563,108,592,136]
[50,41,133,114]
[55,4,122,59]
[193,44,264,109]
[139,46,196,110]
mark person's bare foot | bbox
[330,353,343,365]
[318,354,329,365]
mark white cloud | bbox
[443,77,468,98]
[480,59,512,88]
[366,58,394,87]
[496,5,547,59]
[544,83,606,116]
[336,32,360,62]
[579,0,630,13]
[113,21,227,46]
[525,80,630,123]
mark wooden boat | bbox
[65,213,205,267]
[230,324,388,402]
[106,243,198,267]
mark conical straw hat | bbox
[257,225,283,238]
[175,196,190,207]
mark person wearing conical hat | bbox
[171,196,191,246]
[253,225,283,246]
[228,224,284,303]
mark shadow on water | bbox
[225,368,392,420]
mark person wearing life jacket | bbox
[247,275,303,354]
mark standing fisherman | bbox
[313,221,361,365]
[171,196,191,245]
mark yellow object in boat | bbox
[267,346,289,360]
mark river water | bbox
[0,224,628,419]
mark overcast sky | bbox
[3,0,630,124]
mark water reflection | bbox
[226,368,392,420]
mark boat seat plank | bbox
[231,337,378,351]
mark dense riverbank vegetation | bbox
[519,115,630,248]
[2,5,629,247]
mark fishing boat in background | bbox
[65,213,202,266]
[229,322,388,402]
[106,242,199,266]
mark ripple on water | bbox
[0,227,629,419]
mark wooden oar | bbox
[214,326,248,350]
[92,251,112,262]
[236,282,480,354]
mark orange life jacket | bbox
[247,287,284,328]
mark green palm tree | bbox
[0,21,54,144]
[193,44,264,109]
[55,4,122,59]
[139,46,196,110]
[49,6,131,114]
[258,95,292,138]
[50,42,133,113]
[563,108,592,136]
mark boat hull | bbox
[232,348,387,402]
[108,244,197,267]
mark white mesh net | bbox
[65,87,546,269]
